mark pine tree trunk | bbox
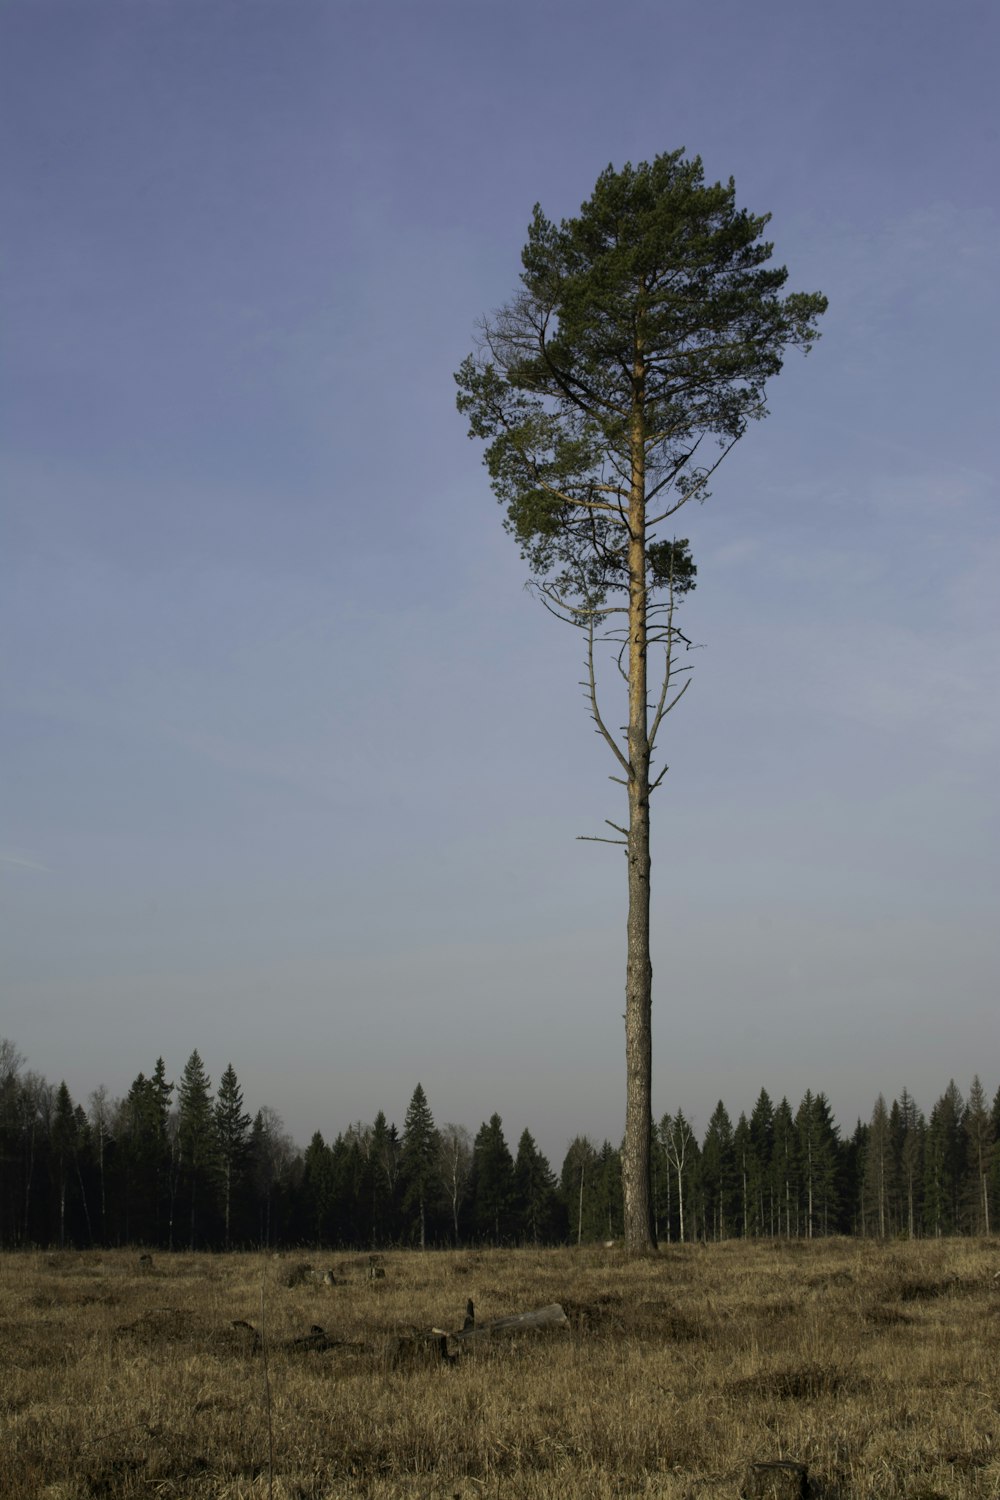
[621,379,656,1255]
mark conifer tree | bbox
[795,1091,841,1237]
[924,1081,965,1236]
[0,1041,25,1245]
[300,1131,335,1244]
[457,152,825,1251]
[400,1084,440,1249]
[88,1085,112,1243]
[701,1100,736,1240]
[471,1115,516,1244]
[749,1089,775,1235]
[733,1112,752,1238]
[991,1085,1000,1222]
[513,1129,563,1244]
[771,1097,798,1238]
[370,1111,400,1246]
[863,1094,893,1238]
[176,1050,215,1250]
[249,1107,294,1248]
[650,1121,670,1243]
[592,1140,625,1242]
[963,1076,993,1234]
[50,1081,78,1249]
[893,1088,924,1238]
[118,1069,171,1245]
[214,1063,251,1248]
[847,1118,868,1235]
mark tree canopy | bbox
[457,150,826,1250]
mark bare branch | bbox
[648,762,670,794]
[646,430,744,525]
[585,609,631,777]
[577,835,628,846]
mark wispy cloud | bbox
[0,851,49,873]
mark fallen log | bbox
[450,1303,569,1345]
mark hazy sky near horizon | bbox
[3,0,998,1165]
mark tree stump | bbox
[741,1461,808,1500]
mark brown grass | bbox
[1,1238,999,1498]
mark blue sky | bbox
[3,0,998,1163]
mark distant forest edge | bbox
[1,1040,997,1250]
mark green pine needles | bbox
[456,148,825,612]
[457,150,826,1252]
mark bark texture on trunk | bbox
[621,373,656,1254]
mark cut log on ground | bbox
[450,1303,569,1345]
[386,1304,570,1368]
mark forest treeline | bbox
[1,1038,997,1250]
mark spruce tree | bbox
[924,1081,965,1236]
[513,1129,563,1244]
[370,1111,400,1247]
[214,1063,251,1248]
[894,1088,924,1238]
[592,1140,625,1243]
[471,1115,516,1245]
[749,1089,775,1235]
[863,1095,893,1238]
[733,1113,751,1238]
[176,1050,215,1249]
[771,1098,798,1238]
[701,1101,736,1240]
[119,1070,171,1245]
[50,1081,78,1249]
[400,1084,440,1249]
[300,1131,335,1244]
[148,1058,176,1244]
[88,1085,112,1243]
[991,1085,1000,1224]
[963,1076,993,1234]
[249,1107,293,1248]
[457,152,825,1251]
[795,1091,841,1237]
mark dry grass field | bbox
[1,1237,998,1499]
